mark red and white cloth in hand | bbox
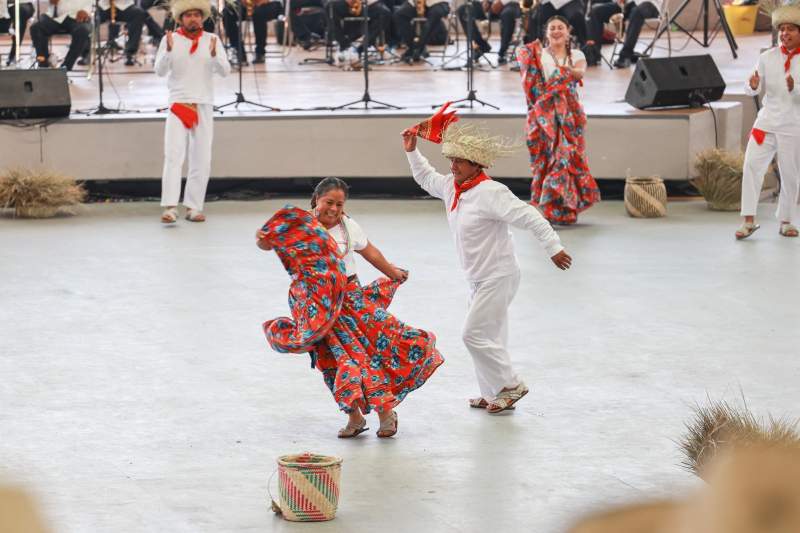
[407,101,459,144]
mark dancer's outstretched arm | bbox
[358,242,408,281]
[402,129,449,200]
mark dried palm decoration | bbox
[680,398,800,481]
[0,167,85,218]
[692,149,746,211]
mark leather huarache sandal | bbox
[486,382,529,415]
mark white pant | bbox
[740,132,800,223]
[161,104,214,211]
[462,271,522,400]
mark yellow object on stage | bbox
[723,5,759,36]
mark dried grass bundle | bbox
[692,149,746,211]
[0,167,85,218]
[680,399,800,480]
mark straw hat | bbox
[171,0,211,21]
[772,3,800,29]
[441,124,518,168]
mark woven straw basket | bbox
[273,453,342,522]
[624,176,667,218]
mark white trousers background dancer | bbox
[740,133,800,226]
[161,103,215,214]
[463,271,522,401]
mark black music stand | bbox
[331,4,401,110]
[435,0,497,109]
[656,0,738,58]
[217,0,280,111]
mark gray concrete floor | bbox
[1,198,798,533]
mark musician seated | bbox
[93,0,148,65]
[330,0,391,59]
[30,0,92,70]
[585,0,659,67]
[137,0,166,48]
[393,0,450,63]
[534,0,586,46]
[0,1,35,66]
[457,0,519,64]
[222,0,283,65]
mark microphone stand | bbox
[81,0,131,114]
[331,2,401,110]
[435,0,497,109]
[216,0,280,111]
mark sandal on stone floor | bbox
[185,209,206,222]
[487,382,529,415]
[376,411,398,438]
[337,418,368,439]
[735,222,760,240]
[161,207,178,224]
[469,397,514,410]
[779,223,799,237]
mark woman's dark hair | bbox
[543,15,574,65]
[311,177,349,209]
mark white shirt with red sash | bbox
[746,46,800,137]
[154,30,231,106]
[407,148,563,283]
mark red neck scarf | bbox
[451,172,491,211]
[177,28,203,54]
[781,45,800,72]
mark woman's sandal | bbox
[779,223,799,237]
[735,222,760,240]
[161,207,178,224]
[337,418,368,439]
[376,411,398,438]
[469,397,514,410]
[486,382,529,415]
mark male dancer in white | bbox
[736,3,800,239]
[155,0,230,224]
[402,124,572,414]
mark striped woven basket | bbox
[624,176,667,218]
[273,453,342,522]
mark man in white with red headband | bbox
[736,3,800,240]
[155,0,230,224]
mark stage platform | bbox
[0,31,768,181]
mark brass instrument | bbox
[412,0,423,46]
[110,0,116,23]
[245,0,253,18]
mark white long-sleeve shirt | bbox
[746,47,800,136]
[407,149,563,282]
[154,32,230,105]
[48,0,91,23]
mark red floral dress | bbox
[261,206,444,414]
[516,42,600,224]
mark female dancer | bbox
[516,16,600,225]
[256,178,444,438]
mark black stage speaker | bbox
[0,69,71,119]
[624,55,726,110]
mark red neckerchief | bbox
[781,45,800,72]
[177,28,203,54]
[451,172,491,211]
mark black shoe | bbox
[237,52,248,66]
[36,58,52,68]
[401,49,414,64]
[497,55,507,66]
[77,55,89,66]
[613,55,632,69]
[58,63,72,71]
[124,55,135,66]
[472,43,490,62]
[299,38,313,50]
[252,53,265,64]
[583,45,600,67]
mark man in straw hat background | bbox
[736,1,800,240]
[402,114,572,415]
[155,0,230,224]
